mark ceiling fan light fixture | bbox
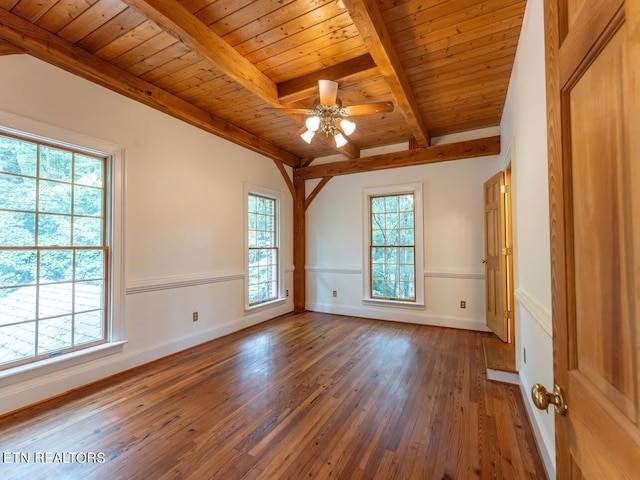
[339,118,356,136]
[305,115,320,132]
[334,132,348,148]
[301,129,316,144]
[291,79,393,149]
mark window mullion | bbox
[34,143,41,358]
[35,250,41,358]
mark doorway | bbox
[483,167,516,382]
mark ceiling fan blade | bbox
[343,102,394,116]
[318,80,338,105]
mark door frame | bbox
[504,164,515,345]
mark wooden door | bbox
[545,0,640,478]
[484,171,508,342]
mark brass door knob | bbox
[531,383,568,415]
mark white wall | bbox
[306,132,500,330]
[500,1,556,477]
[0,55,294,414]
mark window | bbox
[246,190,280,307]
[363,183,424,306]
[0,132,110,370]
[370,194,416,301]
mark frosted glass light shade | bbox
[334,132,348,148]
[305,116,320,132]
[301,129,315,144]
[340,119,356,136]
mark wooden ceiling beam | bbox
[0,39,23,56]
[295,136,500,179]
[341,0,430,147]
[121,1,363,160]
[277,54,378,104]
[121,0,280,107]
[0,7,300,167]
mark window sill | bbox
[0,341,127,387]
[244,297,288,314]
[362,298,425,310]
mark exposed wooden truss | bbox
[0,0,524,164]
[296,136,501,180]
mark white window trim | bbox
[0,110,126,383]
[243,183,285,311]
[362,182,425,307]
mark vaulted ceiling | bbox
[0,0,525,169]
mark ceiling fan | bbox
[276,80,394,148]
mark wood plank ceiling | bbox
[0,0,526,169]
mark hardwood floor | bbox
[0,312,547,479]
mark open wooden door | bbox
[483,171,508,342]
[543,0,640,478]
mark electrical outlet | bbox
[460,300,466,309]
[192,312,198,322]
[332,290,337,297]
[286,289,289,297]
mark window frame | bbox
[362,183,425,307]
[0,111,125,383]
[243,184,284,311]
